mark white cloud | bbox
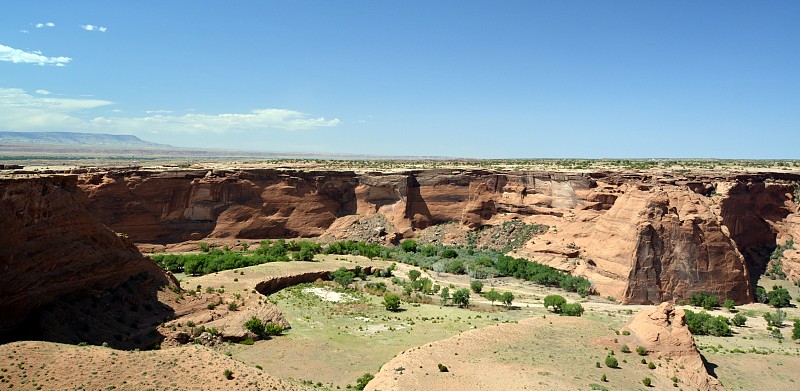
[34,89,52,95]
[145,110,174,114]
[80,24,107,32]
[20,29,30,34]
[0,44,71,66]
[0,88,341,136]
[35,22,55,28]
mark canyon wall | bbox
[0,175,175,346]
[5,168,796,307]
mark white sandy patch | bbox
[302,287,356,302]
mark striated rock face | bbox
[578,185,752,304]
[622,303,724,391]
[0,175,173,335]
[73,168,800,304]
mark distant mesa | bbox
[0,131,171,149]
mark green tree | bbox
[604,355,618,368]
[470,280,484,293]
[332,267,355,289]
[408,269,422,282]
[452,288,470,308]
[723,299,735,311]
[755,286,768,303]
[561,302,584,316]
[400,239,418,253]
[244,316,266,338]
[767,285,792,308]
[484,289,501,306]
[440,287,450,306]
[793,319,800,340]
[764,309,786,327]
[354,373,374,390]
[544,295,567,313]
[502,291,515,307]
[732,313,747,327]
[383,294,401,311]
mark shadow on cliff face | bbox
[721,181,794,288]
[2,270,175,350]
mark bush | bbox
[438,363,449,372]
[441,249,458,258]
[604,355,618,368]
[561,302,584,317]
[502,291,515,307]
[408,269,421,282]
[601,373,607,382]
[383,294,401,311]
[332,267,355,288]
[223,369,233,380]
[265,322,283,336]
[723,299,735,311]
[470,280,484,293]
[636,346,647,356]
[755,286,769,303]
[763,309,786,327]
[767,286,792,308]
[684,310,731,336]
[690,292,719,310]
[732,313,747,327]
[452,288,470,308]
[484,289,501,305]
[620,344,630,353]
[647,362,656,369]
[400,240,418,253]
[244,316,265,337]
[544,295,566,313]
[228,302,238,311]
[793,319,800,340]
[642,377,652,387]
[354,373,374,390]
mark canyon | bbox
[72,167,800,305]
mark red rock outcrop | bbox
[621,303,724,390]
[0,175,173,335]
[576,185,753,304]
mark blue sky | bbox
[1,1,798,158]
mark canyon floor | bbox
[4,254,800,390]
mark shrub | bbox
[543,295,566,313]
[223,369,233,380]
[264,322,283,336]
[332,267,355,288]
[793,319,800,340]
[452,288,470,308]
[228,302,238,311]
[723,299,735,311]
[400,240,418,253]
[601,373,607,382]
[604,355,618,368]
[199,242,210,252]
[636,346,647,356]
[484,289,501,305]
[767,286,792,308]
[647,362,656,369]
[732,313,747,327]
[440,287,450,305]
[441,249,458,258]
[438,363,449,372]
[244,316,266,337]
[763,309,786,327]
[642,377,652,387]
[561,302,584,317]
[684,310,731,336]
[755,286,769,303]
[620,344,630,353]
[502,291,515,307]
[354,373,374,390]
[383,294,401,311]
[470,280,484,293]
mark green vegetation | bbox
[684,310,731,336]
[767,285,792,307]
[620,344,630,353]
[407,269,421,282]
[561,302,584,317]
[470,280,484,293]
[244,316,283,339]
[501,291,515,307]
[544,295,567,313]
[636,346,647,356]
[763,309,786,327]
[383,294,401,311]
[437,363,449,372]
[793,319,800,340]
[354,373,374,390]
[689,292,719,310]
[723,299,735,311]
[767,240,794,280]
[484,289,501,305]
[223,369,233,380]
[332,267,356,289]
[400,239,418,253]
[732,313,747,327]
[642,377,652,387]
[452,288,470,308]
[604,355,618,368]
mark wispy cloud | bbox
[0,88,341,136]
[34,89,52,95]
[0,44,71,66]
[20,29,30,34]
[35,22,56,28]
[145,110,174,114]
[80,24,107,32]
